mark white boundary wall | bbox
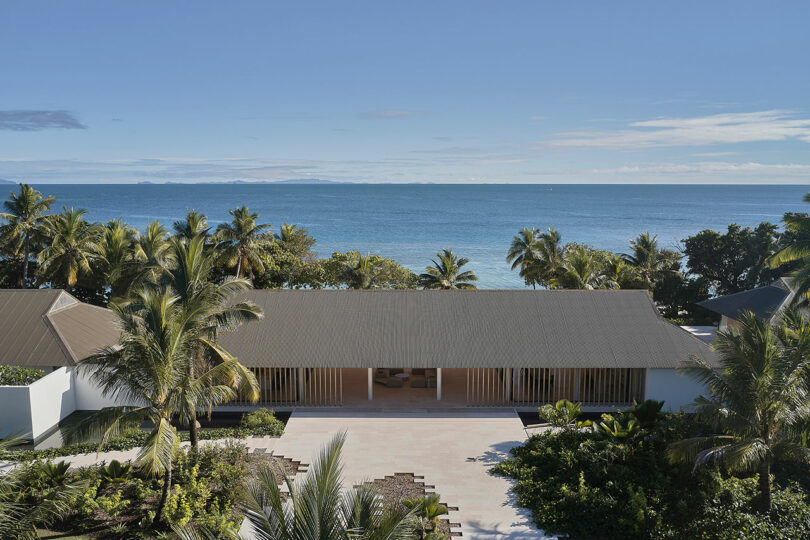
[0,367,77,440]
[644,368,707,412]
[0,366,137,441]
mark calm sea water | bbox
[27,184,810,288]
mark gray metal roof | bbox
[697,283,791,321]
[220,289,715,369]
[0,289,119,367]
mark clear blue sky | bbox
[1,1,809,184]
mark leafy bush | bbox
[669,476,810,539]
[100,459,132,484]
[240,408,283,432]
[96,490,129,517]
[537,399,591,429]
[493,413,810,539]
[0,364,45,385]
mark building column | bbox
[368,368,373,401]
[297,368,305,402]
[437,368,442,400]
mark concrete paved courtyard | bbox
[273,409,549,539]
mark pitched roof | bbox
[0,289,119,367]
[697,280,794,321]
[219,289,715,369]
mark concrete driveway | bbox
[272,409,549,539]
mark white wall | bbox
[29,367,76,438]
[72,367,142,410]
[644,368,707,412]
[0,367,76,440]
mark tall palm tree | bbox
[74,287,252,522]
[557,245,608,290]
[419,248,479,290]
[768,195,810,303]
[37,207,99,291]
[506,227,543,289]
[239,432,416,539]
[163,235,261,451]
[133,220,172,287]
[214,205,270,278]
[513,227,566,289]
[173,210,209,242]
[342,252,390,289]
[95,219,139,300]
[667,311,810,512]
[621,232,680,289]
[0,183,55,287]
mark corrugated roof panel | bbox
[218,290,716,369]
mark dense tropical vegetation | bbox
[1,183,806,324]
[496,305,810,539]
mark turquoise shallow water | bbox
[27,184,810,288]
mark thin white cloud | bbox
[360,109,426,119]
[550,110,810,149]
[593,161,810,178]
[691,151,740,157]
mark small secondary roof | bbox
[0,289,119,367]
[697,279,794,321]
[219,289,715,369]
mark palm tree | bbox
[557,245,608,290]
[768,196,810,303]
[517,227,566,289]
[342,252,390,289]
[163,235,261,451]
[621,232,680,289]
[419,248,478,290]
[133,220,172,287]
[73,287,253,522]
[239,432,416,539]
[506,227,543,289]
[37,207,99,291]
[214,205,270,278]
[173,210,209,242]
[277,223,316,258]
[95,219,139,300]
[0,183,55,287]
[667,311,810,512]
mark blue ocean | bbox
[26,184,810,288]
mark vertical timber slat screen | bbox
[236,368,343,406]
[467,368,645,406]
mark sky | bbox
[1,1,809,184]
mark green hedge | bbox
[0,365,45,386]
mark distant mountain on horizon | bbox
[0,178,16,185]
[137,178,348,185]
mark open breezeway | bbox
[272,409,549,539]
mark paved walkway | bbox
[274,409,549,539]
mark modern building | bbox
[0,288,714,440]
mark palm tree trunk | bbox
[236,257,243,278]
[189,409,199,453]
[156,462,173,522]
[21,235,30,288]
[758,460,771,512]
[189,356,199,454]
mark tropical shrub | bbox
[493,412,810,539]
[537,399,591,429]
[239,408,284,433]
[0,365,45,385]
